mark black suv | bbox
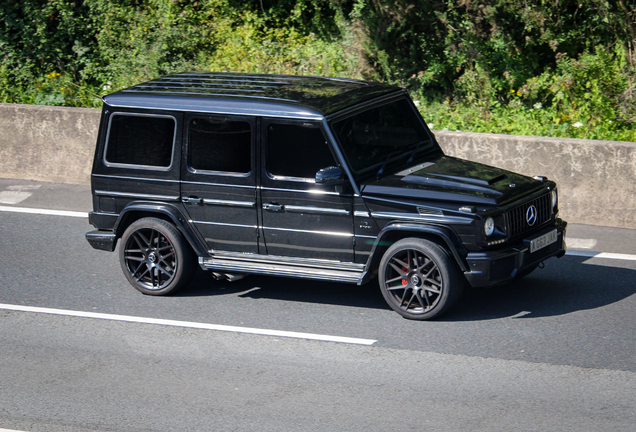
[86,72,567,320]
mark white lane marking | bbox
[7,185,42,191]
[510,311,532,318]
[0,429,29,432]
[0,184,42,204]
[0,191,32,204]
[567,238,597,249]
[0,206,87,218]
[566,250,636,261]
[0,303,377,346]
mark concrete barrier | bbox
[0,103,100,185]
[0,103,634,228]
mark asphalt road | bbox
[1,179,635,431]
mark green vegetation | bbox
[1,0,635,141]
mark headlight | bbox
[484,217,495,237]
[551,190,558,209]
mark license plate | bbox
[529,229,558,253]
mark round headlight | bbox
[484,217,495,237]
[551,190,558,208]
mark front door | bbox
[180,113,259,254]
[259,119,354,262]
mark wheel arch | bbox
[361,222,469,284]
[113,202,208,257]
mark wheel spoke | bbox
[420,288,431,307]
[160,250,175,261]
[425,276,441,287]
[124,255,145,262]
[420,261,434,275]
[424,274,442,290]
[409,250,426,271]
[386,275,406,285]
[133,231,150,249]
[158,244,173,252]
[408,250,417,272]
[423,266,437,279]
[414,289,427,309]
[157,264,174,277]
[134,266,150,282]
[389,258,408,276]
[403,289,415,309]
[131,235,145,252]
[424,285,441,295]
[150,268,158,287]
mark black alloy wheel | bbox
[379,238,462,320]
[119,218,195,295]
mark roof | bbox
[103,72,402,119]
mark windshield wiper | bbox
[376,150,396,180]
[377,141,431,179]
[406,140,431,165]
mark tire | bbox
[119,217,196,295]
[378,238,463,320]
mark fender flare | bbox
[361,221,469,284]
[114,201,208,257]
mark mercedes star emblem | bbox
[526,205,537,226]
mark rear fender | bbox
[114,201,208,257]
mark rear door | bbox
[259,118,354,262]
[180,113,259,254]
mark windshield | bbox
[330,98,438,177]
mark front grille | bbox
[507,193,552,238]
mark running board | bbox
[199,253,366,284]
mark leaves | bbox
[0,0,635,140]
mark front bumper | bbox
[464,219,567,288]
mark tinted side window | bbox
[188,117,251,174]
[105,114,175,167]
[267,123,335,179]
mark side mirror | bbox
[315,166,346,186]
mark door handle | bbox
[263,203,284,212]
[182,196,203,205]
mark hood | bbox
[360,156,545,206]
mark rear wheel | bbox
[379,238,463,320]
[119,218,195,295]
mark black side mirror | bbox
[315,166,346,186]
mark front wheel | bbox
[119,218,195,295]
[379,238,463,320]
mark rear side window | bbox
[188,117,252,174]
[105,114,175,168]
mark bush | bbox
[0,0,634,141]
[418,46,636,141]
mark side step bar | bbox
[199,253,366,284]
